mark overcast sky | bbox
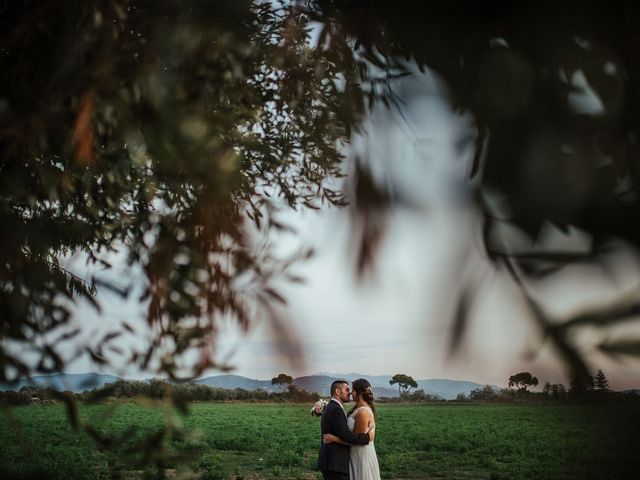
[56,67,640,391]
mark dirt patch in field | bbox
[122,468,177,479]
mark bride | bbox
[323,378,381,480]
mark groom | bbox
[317,380,374,480]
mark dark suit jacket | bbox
[316,399,370,474]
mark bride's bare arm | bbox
[353,409,373,434]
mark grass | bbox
[1,402,639,479]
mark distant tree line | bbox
[0,379,320,406]
[377,370,638,403]
[2,370,635,406]
[377,388,446,403]
[87,379,319,403]
[455,369,637,403]
[0,386,65,406]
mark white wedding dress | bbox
[347,406,381,480]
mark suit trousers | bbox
[321,470,349,480]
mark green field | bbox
[1,402,639,479]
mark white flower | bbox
[311,398,328,417]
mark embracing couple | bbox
[317,378,381,480]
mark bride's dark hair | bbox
[348,378,376,419]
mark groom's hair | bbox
[330,380,348,396]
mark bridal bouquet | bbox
[311,399,328,417]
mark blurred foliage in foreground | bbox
[4,0,640,475]
[1,0,359,383]
[306,0,640,387]
[1,0,357,470]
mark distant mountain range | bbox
[195,374,275,391]
[0,373,124,393]
[191,373,494,399]
[311,373,495,399]
[0,372,497,399]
